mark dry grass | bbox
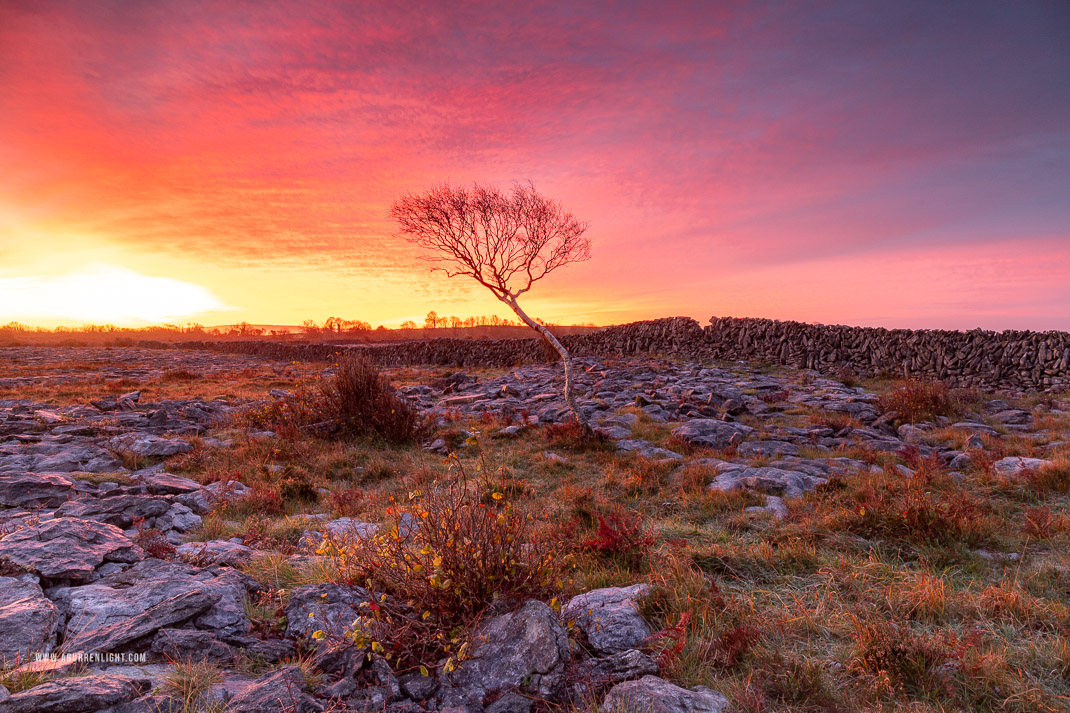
[14,355,1070,712]
[161,659,224,713]
[876,379,960,424]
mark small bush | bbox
[161,369,200,382]
[701,624,761,670]
[850,621,954,695]
[1023,505,1058,538]
[809,410,860,432]
[244,353,426,444]
[746,651,841,712]
[322,353,427,444]
[316,448,571,669]
[877,379,958,424]
[133,518,176,560]
[328,487,364,517]
[227,485,285,516]
[584,508,657,570]
[544,420,613,452]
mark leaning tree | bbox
[391,182,592,426]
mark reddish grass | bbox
[877,379,959,424]
[584,508,657,570]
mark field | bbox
[1,346,1069,712]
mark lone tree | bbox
[391,182,592,426]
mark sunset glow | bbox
[2,1,1068,329]
[0,265,230,326]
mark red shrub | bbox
[584,508,657,570]
[133,518,176,560]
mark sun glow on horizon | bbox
[0,264,232,327]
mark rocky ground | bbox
[0,347,1068,712]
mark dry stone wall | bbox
[178,316,1070,392]
[701,317,1070,391]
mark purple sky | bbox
[2,0,1069,328]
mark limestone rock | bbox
[709,466,827,498]
[0,674,150,713]
[284,583,373,641]
[175,540,254,566]
[601,675,729,713]
[64,588,217,654]
[0,518,143,582]
[138,472,201,495]
[51,559,251,640]
[56,495,171,529]
[106,433,192,458]
[0,577,60,665]
[0,472,76,508]
[446,599,570,700]
[993,456,1052,477]
[563,584,652,654]
[150,629,234,664]
[569,649,659,702]
[670,420,752,449]
[153,502,201,533]
[226,667,321,713]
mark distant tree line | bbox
[0,313,597,346]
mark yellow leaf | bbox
[420,665,429,677]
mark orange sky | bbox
[2,1,1069,330]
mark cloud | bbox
[0,264,232,325]
[1,1,1068,327]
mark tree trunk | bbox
[501,295,588,427]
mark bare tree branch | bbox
[390,182,592,425]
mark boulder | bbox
[709,466,827,498]
[0,577,60,665]
[0,518,143,582]
[601,675,729,713]
[446,599,570,700]
[56,495,171,529]
[735,440,800,458]
[284,583,373,641]
[569,649,659,702]
[670,420,752,449]
[226,667,321,713]
[51,559,251,640]
[138,473,201,495]
[175,540,253,566]
[0,472,76,508]
[993,456,1052,477]
[153,502,201,533]
[106,433,192,458]
[0,674,150,713]
[150,629,234,664]
[614,440,683,461]
[64,589,217,654]
[563,584,652,654]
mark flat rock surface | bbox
[0,673,151,713]
[0,518,143,582]
[0,576,60,665]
